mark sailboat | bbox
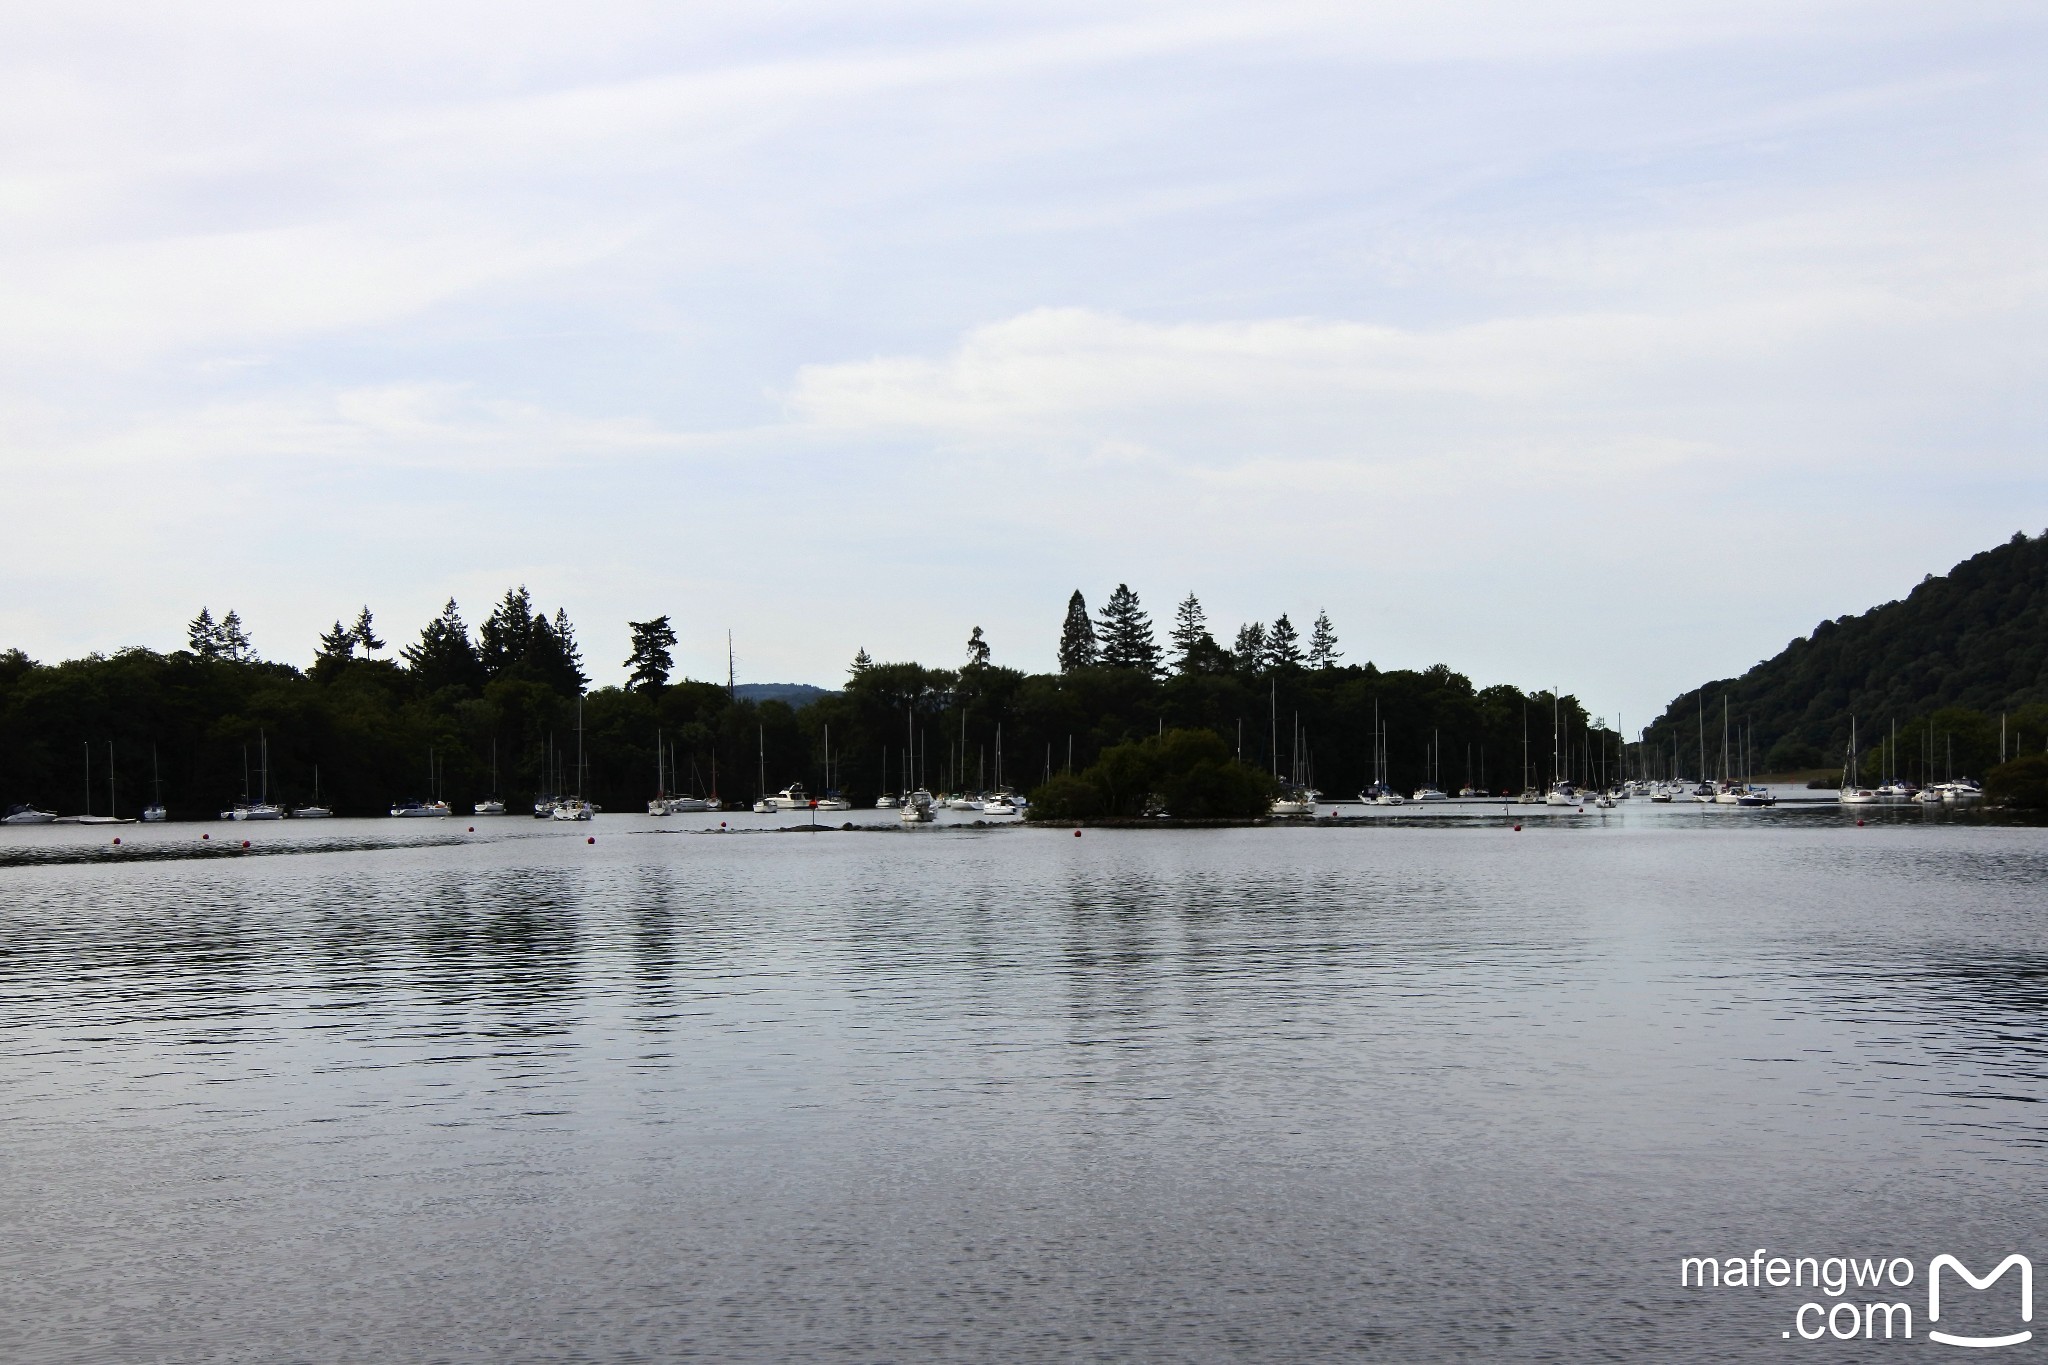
[294,764,335,818]
[1544,695,1579,805]
[474,740,507,815]
[815,724,853,810]
[76,741,136,824]
[552,700,595,820]
[142,745,168,822]
[1840,717,1879,805]
[226,732,285,820]
[392,747,453,816]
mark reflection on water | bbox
[2,818,2046,1361]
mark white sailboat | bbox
[552,700,595,820]
[474,740,506,815]
[294,764,335,818]
[142,744,168,822]
[226,733,285,820]
[1839,717,1878,805]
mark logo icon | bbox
[1929,1254,2032,1349]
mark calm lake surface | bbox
[4,804,2045,1361]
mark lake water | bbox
[3,804,2045,1361]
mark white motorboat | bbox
[1942,780,1983,804]
[1594,792,1616,809]
[3,805,59,824]
[979,793,1020,816]
[293,804,335,819]
[751,797,777,814]
[1411,787,1448,803]
[815,793,854,812]
[473,799,506,816]
[141,804,168,822]
[945,794,979,811]
[551,798,594,821]
[899,789,937,823]
[875,793,900,809]
[766,784,812,811]
[1915,786,1945,804]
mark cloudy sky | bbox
[3,1,2042,727]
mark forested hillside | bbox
[1644,531,2048,780]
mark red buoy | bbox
[1857,819,1865,827]
[112,837,121,845]
[241,840,250,848]
[587,836,595,844]
[202,833,210,840]
[1513,824,1522,832]
[468,826,474,832]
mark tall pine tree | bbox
[1057,590,1098,671]
[624,615,677,691]
[1096,584,1162,675]
[1232,621,1267,673]
[1307,610,1341,669]
[1263,614,1304,671]
[403,599,483,694]
[1169,593,1226,674]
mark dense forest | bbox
[1641,530,2048,784]
[0,586,1616,818]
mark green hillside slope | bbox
[1643,530,2048,780]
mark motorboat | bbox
[551,798,594,821]
[293,804,335,819]
[1594,792,1616,809]
[141,804,168,823]
[473,799,506,816]
[899,789,937,823]
[533,797,559,819]
[946,794,980,811]
[225,802,285,821]
[1942,780,1983,804]
[1915,786,1945,805]
[979,793,1020,816]
[766,785,811,811]
[1411,787,1449,803]
[815,792,854,812]
[390,799,452,818]
[875,793,901,809]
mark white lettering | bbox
[1828,1302,1861,1339]
[1796,1303,1826,1340]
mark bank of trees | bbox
[0,583,1612,817]
[1642,530,2048,781]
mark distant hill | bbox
[1645,530,2048,772]
[730,682,836,709]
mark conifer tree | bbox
[1307,610,1342,670]
[849,646,874,679]
[352,607,383,655]
[316,620,356,663]
[624,615,678,691]
[478,587,535,678]
[1096,584,1162,675]
[216,610,253,662]
[187,608,222,659]
[1264,614,1304,671]
[1169,594,1225,674]
[966,625,991,668]
[403,599,483,694]
[1232,621,1267,672]
[1057,590,1097,672]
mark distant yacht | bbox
[979,792,1020,816]
[294,765,335,818]
[551,798,594,821]
[142,745,168,822]
[1410,787,1448,803]
[224,731,286,820]
[3,804,58,824]
[899,788,937,823]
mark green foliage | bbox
[1308,610,1341,669]
[624,615,677,691]
[1027,727,1275,819]
[1645,531,2048,777]
[1264,614,1304,671]
[402,599,484,697]
[1096,584,1161,675]
[1057,590,1097,672]
[966,625,991,668]
[1986,753,2048,809]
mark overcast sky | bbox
[3,1,2042,729]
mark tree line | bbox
[1,582,1615,818]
